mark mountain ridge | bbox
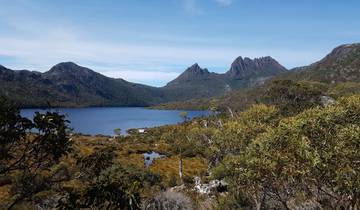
[226,56,287,79]
[162,56,287,101]
[0,55,287,107]
[154,43,360,111]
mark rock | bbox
[226,56,287,79]
[194,176,228,194]
[320,95,335,106]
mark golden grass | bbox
[150,156,207,183]
[71,135,208,184]
[116,152,145,168]
[0,185,11,204]
[3,133,208,207]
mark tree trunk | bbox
[227,106,234,118]
[179,156,183,183]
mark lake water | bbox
[21,107,209,135]
[144,151,165,167]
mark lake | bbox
[21,107,210,135]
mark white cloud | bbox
[215,0,233,7]
[0,33,324,72]
[0,10,327,86]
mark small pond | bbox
[144,151,165,167]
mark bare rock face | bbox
[226,56,287,79]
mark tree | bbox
[0,97,72,209]
[59,164,161,210]
[263,80,327,116]
[114,128,122,137]
[59,147,161,210]
[218,95,360,209]
[179,111,189,122]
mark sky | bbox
[0,0,359,86]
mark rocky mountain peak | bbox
[186,63,210,75]
[167,63,210,86]
[226,56,287,79]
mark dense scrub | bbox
[1,81,360,209]
[152,91,360,209]
[209,96,360,209]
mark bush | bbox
[168,174,178,187]
[144,191,193,210]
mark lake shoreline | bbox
[21,107,210,136]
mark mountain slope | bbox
[281,43,360,83]
[0,62,166,107]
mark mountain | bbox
[163,63,230,101]
[226,56,287,79]
[0,55,286,107]
[0,62,166,107]
[281,43,360,83]
[5,43,358,108]
[163,56,287,101]
[155,43,360,111]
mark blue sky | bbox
[0,0,359,86]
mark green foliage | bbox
[216,95,360,209]
[59,164,161,210]
[329,82,360,98]
[113,128,122,137]
[179,111,188,122]
[76,146,116,179]
[0,97,72,209]
[263,80,327,116]
[168,174,178,187]
[0,97,32,164]
[208,104,279,165]
[182,175,194,186]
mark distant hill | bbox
[155,43,360,111]
[0,56,287,107]
[0,62,166,107]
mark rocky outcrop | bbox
[226,56,287,79]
